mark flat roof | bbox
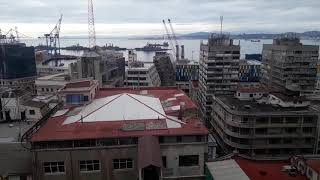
[31,87,207,142]
[0,121,35,143]
[217,95,315,113]
[206,159,250,180]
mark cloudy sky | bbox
[0,0,319,37]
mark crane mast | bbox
[88,0,96,49]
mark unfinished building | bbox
[69,50,125,88]
[153,52,175,87]
[261,37,319,93]
[198,34,240,122]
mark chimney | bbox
[181,45,185,59]
[178,102,186,120]
[175,45,179,61]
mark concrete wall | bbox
[161,143,207,178]
[22,106,42,121]
[33,142,207,180]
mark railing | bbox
[20,102,63,149]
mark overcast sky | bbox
[0,0,319,37]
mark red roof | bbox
[234,157,307,180]
[65,80,92,88]
[31,87,207,142]
[306,159,320,173]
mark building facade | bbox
[261,38,319,93]
[239,60,261,82]
[70,50,125,88]
[175,60,199,95]
[30,87,209,180]
[0,43,37,91]
[153,52,176,87]
[125,62,161,87]
[198,34,240,122]
[210,90,320,158]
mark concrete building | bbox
[36,64,69,77]
[0,43,37,91]
[317,64,320,90]
[58,79,99,106]
[211,89,320,158]
[175,60,199,95]
[125,62,161,87]
[70,50,125,88]
[0,90,52,122]
[153,52,176,87]
[35,73,70,96]
[198,34,240,122]
[261,37,319,93]
[0,121,35,180]
[30,87,209,180]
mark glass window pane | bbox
[127,161,133,168]
[113,162,119,169]
[87,164,93,171]
[94,163,100,170]
[120,162,126,169]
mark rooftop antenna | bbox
[220,16,223,36]
[88,0,97,49]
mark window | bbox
[162,156,167,168]
[43,162,65,174]
[308,168,313,177]
[179,155,199,167]
[83,96,89,102]
[113,159,133,170]
[79,160,100,172]
[29,110,35,115]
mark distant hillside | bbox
[178,31,320,40]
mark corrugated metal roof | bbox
[63,93,167,125]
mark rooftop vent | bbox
[259,170,267,176]
[244,105,252,110]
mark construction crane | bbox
[44,14,63,55]
[162,20,176,61]
[88,0,96,49]
[167,19,185,61]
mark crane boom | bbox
[162,20,176,61]
[167,19,179,47]
[167,19,180,61]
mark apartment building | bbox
[210,87,320,158]
[30,87,209,180]
[198,34,240,122]
[125,62,161,87]
[261,37,319,93]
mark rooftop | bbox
[217,95,316,113]
[0,121,35,143]
[239,59,262,66]
[306,159,320,173]
[60,79,98,93]
[31,87,207,142]
[206,159,250,180]
[234,156,307,180]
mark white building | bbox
[35,73,70,96]
[125,62,161,87]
